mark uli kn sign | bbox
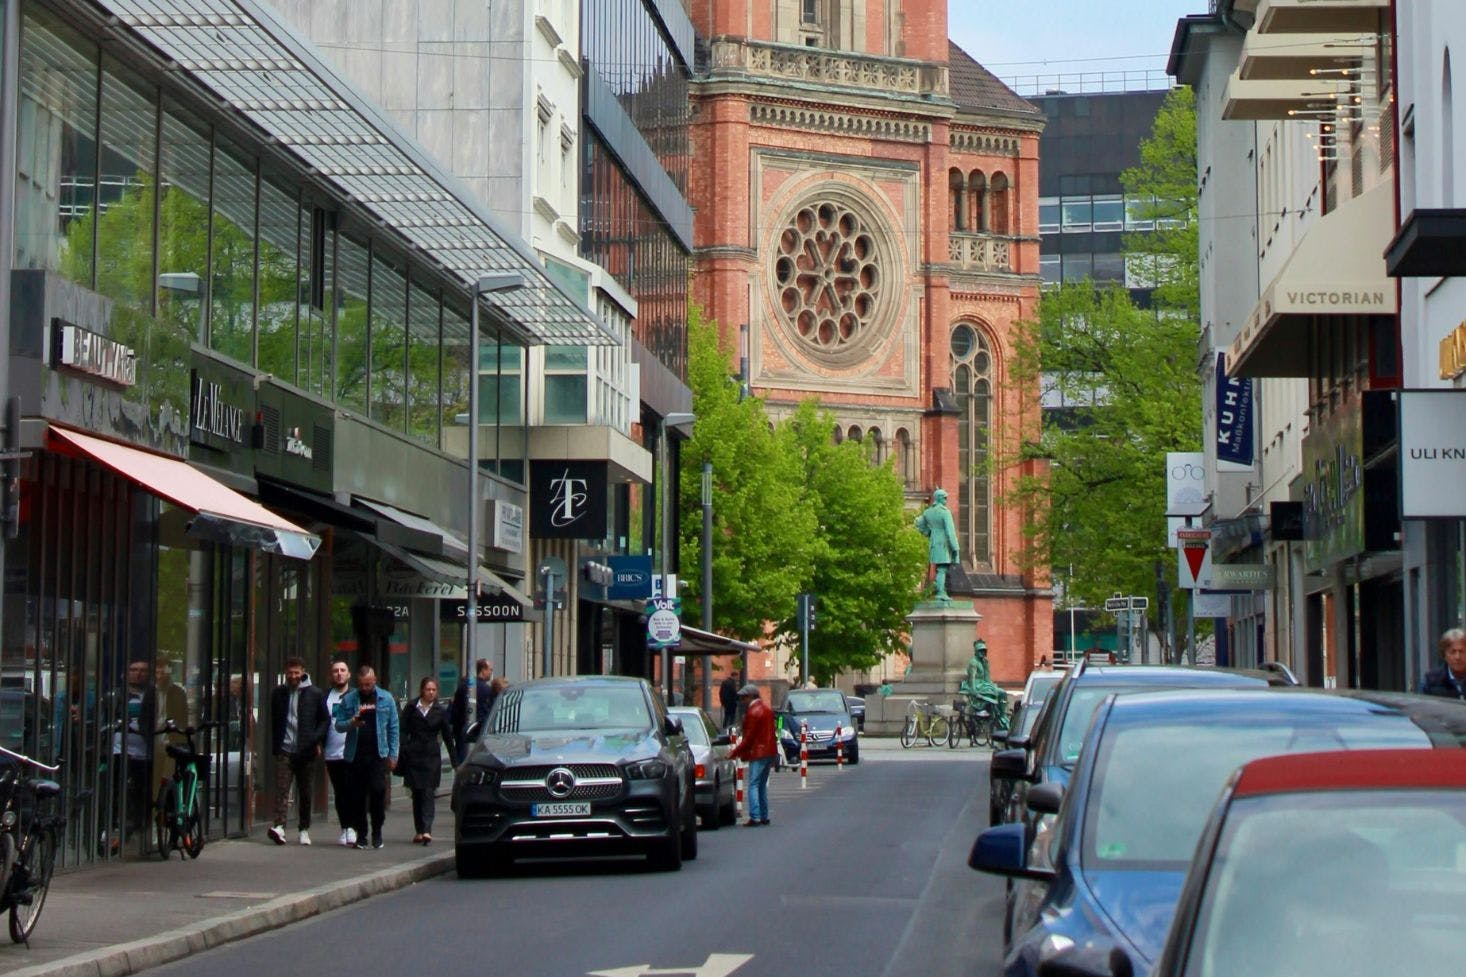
[530,460,608,539]
[1399,390,1466,518]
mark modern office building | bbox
[686,0,1052,685]
[0,0,610,864]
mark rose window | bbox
[774,201,883,350]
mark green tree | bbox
[1007,85,1201,630]
[777,401,927,684]
[678,309,815,642]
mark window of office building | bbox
[155,108,210,342]
[1125,196,1155,231]
[208,141,257,364]
[406,278,441,446]
[1061,197,1092,231]
[369,252,407,431]
[299,205,332,398]
[335,233,370,415]
[94,61,157,311]
[1063,254,1093,282]
[951,323,993,566]
[440,302,471,459]
[257,179,300,384]
[1092,194,1124,231]
[544,347,589,424]
[1040,254,1061,284]
[1039,197,1060,234]
[1093,252,1126,282]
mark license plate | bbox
[531,802,590,817]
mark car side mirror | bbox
[1005,733,1031,751]
[1026,781,1064,816]
[990,748,1031,781]
[712,734,732,746]
[464,722,480,742]
[991,729,1009,745]
[1036,945,1134,977]
[968,822,1056,882]
[664,716,684,737]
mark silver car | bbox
[668,707,736,830]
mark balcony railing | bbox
[949,232,1015,273]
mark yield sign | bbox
[1176,528,1212,590]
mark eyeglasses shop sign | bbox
[1399,391,1466,518]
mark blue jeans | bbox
[746,757,773,822]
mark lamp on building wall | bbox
[659,411,695,701]
[466,273,526,688]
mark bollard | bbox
[836,722,844,770]
[800,721,809,789]
[733,730,745,822]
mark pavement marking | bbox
[198,891,278,900]
[587,952,753,977]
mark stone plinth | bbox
[863,601,982,735]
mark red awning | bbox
[50,426,320,560]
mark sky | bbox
[948,1,1202,95]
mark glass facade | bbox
[156,108,210,340]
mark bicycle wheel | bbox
[182,809,205,859]
[974,715,994,748]
[9,827,56,944]
[154,786,177,860]
[947,716,963,748]
[899,715,917,749]
[926,716,950,747]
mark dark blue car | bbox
[971,688,1466,977]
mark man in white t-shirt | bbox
[322,659,356,846]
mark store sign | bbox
[381,558,462,599]
[492,499,524,554]
[1270,285,1391,316]
[530,460,608,539]
[1399,390,1466,518]
[608,555,653,599]
[190,371,249,448]
[1214,353,1254,467]
[1302,404,1365,573]
[284,426,313,461]
[1199,563,1274,591]
[440,594,524,623]
[53,321,137,387]
[1439,321,1466,380]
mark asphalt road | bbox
[146,747,1009,977]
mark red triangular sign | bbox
[1183,544,1207,582]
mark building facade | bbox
[0,0,609,865]
[687,0,1051,684]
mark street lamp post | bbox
[700,460,712,710]
[658,411,695,702]
[466,273,525,694]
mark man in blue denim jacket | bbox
[333,665,399,849]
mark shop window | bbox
[95,60,157,311]
[407,278,441,446]
[14,7,98,286]
[257,179,301,384]
[334,233,370,415]
[369,252,407,431]
[156,108,211,342]
[439,303,470,459]
[209,141,258,364]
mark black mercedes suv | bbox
[452,675,698,875]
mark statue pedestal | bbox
[864,601,983,735]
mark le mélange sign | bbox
[1399,390,1466,518]
[189,369,250,450]
[52,320,137,387]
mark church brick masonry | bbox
[688,1,1052,683]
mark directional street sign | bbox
[1104,596,1150,612]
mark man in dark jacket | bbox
[719,674,740,730]
[1420,628,1466,700]
[728,684,777,827]
[449,659,495,761]
[268,656,330,845]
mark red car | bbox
[1146,748,1466,977]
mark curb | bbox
[6,850,456,977]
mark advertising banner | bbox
[1399,390,1466,518]
[1215,352,1254,467]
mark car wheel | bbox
[719,790,737,826]
[649,822,683,872]
[456,846,492,879]
[702,777,721,830]
[848,742,859,765]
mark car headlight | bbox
[841,726,857,739]
[624,759,669,780]
[460,767,497,787]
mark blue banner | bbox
[1215,352,1254,466]
[608,555,653,600]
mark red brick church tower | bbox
[688,1,1051,683]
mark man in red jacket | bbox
[728,684,776,826]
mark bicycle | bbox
[948,698,995,748]
[0,745,63,944]
[899,700,950,748]
[153,720,216,860]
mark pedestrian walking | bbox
[268,656,330,846]
[719,674,739,730]
[106,659,155,853]
[322,659,356,846]
[728,684,776,827]
[450,659,495,762]
[399,677,456,845]
[333,665,399,849]
[1420,627,1466,700]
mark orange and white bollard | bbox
[836,723,844,770]
[800,721,809,789]
[733,730,745,822]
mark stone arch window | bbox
[951,321,994,566]
[847,424,863,443]
[948,168,967,231]
[894,427,912,489]
[832,424,844,444]
[868,426,883,464]
[990,172,1011,235]
[968,170,988,231]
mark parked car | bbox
[668,706,736,830]
[1147,745,1466,977]
[972,689,1466,977]
[988,670,1061,825]
[845,696,866,731]
[778,688,859,764]
[451,676,698,875]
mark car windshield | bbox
[1056,685,1125,764]
[1183,789,1466,977]
[1084,718,1432,872]
[1018,676,1061,737]
[785,691,847,714]
[489,685,650,733]
[672,712,710,746]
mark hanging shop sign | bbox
[52,320,137,388]
[1399,390,1466,518]
[1301,404,1364,573]
[1214,352,1254,467]
[608,555,653,600]
[530,460,608,539]
[492,499,524,554]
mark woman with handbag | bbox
[398,677,456,844]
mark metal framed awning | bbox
[1228,182,1396,378]
[97,0,616,347]
[354,498,469,563]
[50,426,319,559]
[373,538,533,609]
[676,626,760,657]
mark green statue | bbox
[961,639,1010,730]
[915,488,960,602]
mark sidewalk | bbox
[0,800,452,977]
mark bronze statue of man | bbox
[915,488,960,602]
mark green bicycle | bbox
[154,721,216,860]
[900,699,950,748]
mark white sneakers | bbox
[299,830,312,846]
[268,824,287,846]
[338,827,357,847]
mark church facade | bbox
[688,1,1052,683]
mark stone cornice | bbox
[708,36,949,98]
[953,111,1046,136]
[949,128,1023,157]
[749,101,933,144]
